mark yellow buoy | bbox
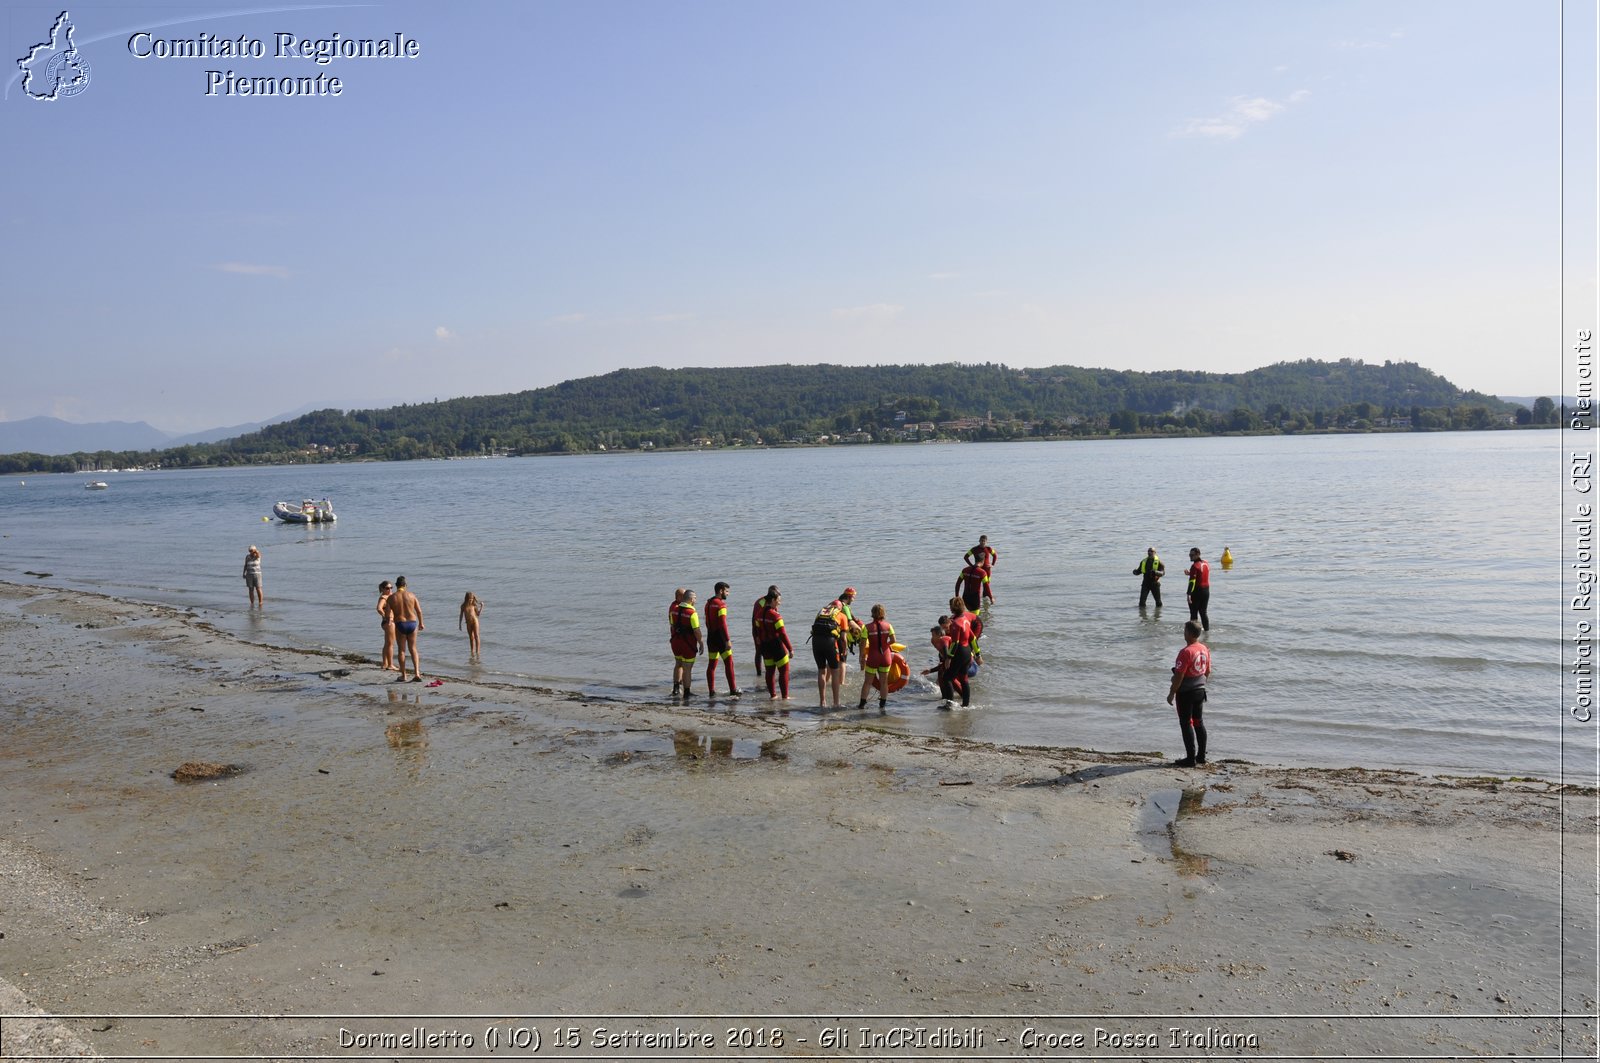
[1221,547,1234,568]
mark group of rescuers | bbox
[669,535,1000,714]
[671,537,1225,769]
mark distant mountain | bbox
[166,423,259,447]
[166,403,324,446]
[1498,395,1572,408]
[0,416,171,455]
[0,405,322,455]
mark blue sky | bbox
[2,0,1591,432]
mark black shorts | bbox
[813,642,843,669]
[707,631,730,655]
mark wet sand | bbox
[0,580,1595,1061]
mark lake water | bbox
[0,431,1568,779]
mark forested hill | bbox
[1,358,1548,471]
[225,358,1523,457]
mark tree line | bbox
[0,358,1558,474]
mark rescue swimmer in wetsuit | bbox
[670,588,704,698]
[1134,546,1165,609]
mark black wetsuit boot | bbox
[1175,713,1197,767]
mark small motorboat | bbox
[273,498,336,523]
[85,481,109,490]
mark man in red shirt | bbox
[1165,620,1212,767]
[704,581,741,697]
[1185,548,1211,631]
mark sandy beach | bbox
[0,579,1595,1061]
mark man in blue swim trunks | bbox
[384,575,425,682]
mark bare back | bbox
[386,589,421,624]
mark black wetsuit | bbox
[1135,556,1163,607]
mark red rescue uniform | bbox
[670,601,700,663]
[756,605,791,667]
[957,565,985,611]
[863,619,896,675]
[705,596,731,659]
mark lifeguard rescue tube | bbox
[887,653,910,693]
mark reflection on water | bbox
[384,717,427,748]
[383,710,429,777]
[600,729,784,763]
[671,729,785,761]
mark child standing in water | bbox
[459,592,483,659]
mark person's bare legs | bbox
[394,632,412,681]
[398,631,422,681]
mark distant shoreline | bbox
[0,419,1560,473]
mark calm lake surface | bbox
[0,432,1565,778]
